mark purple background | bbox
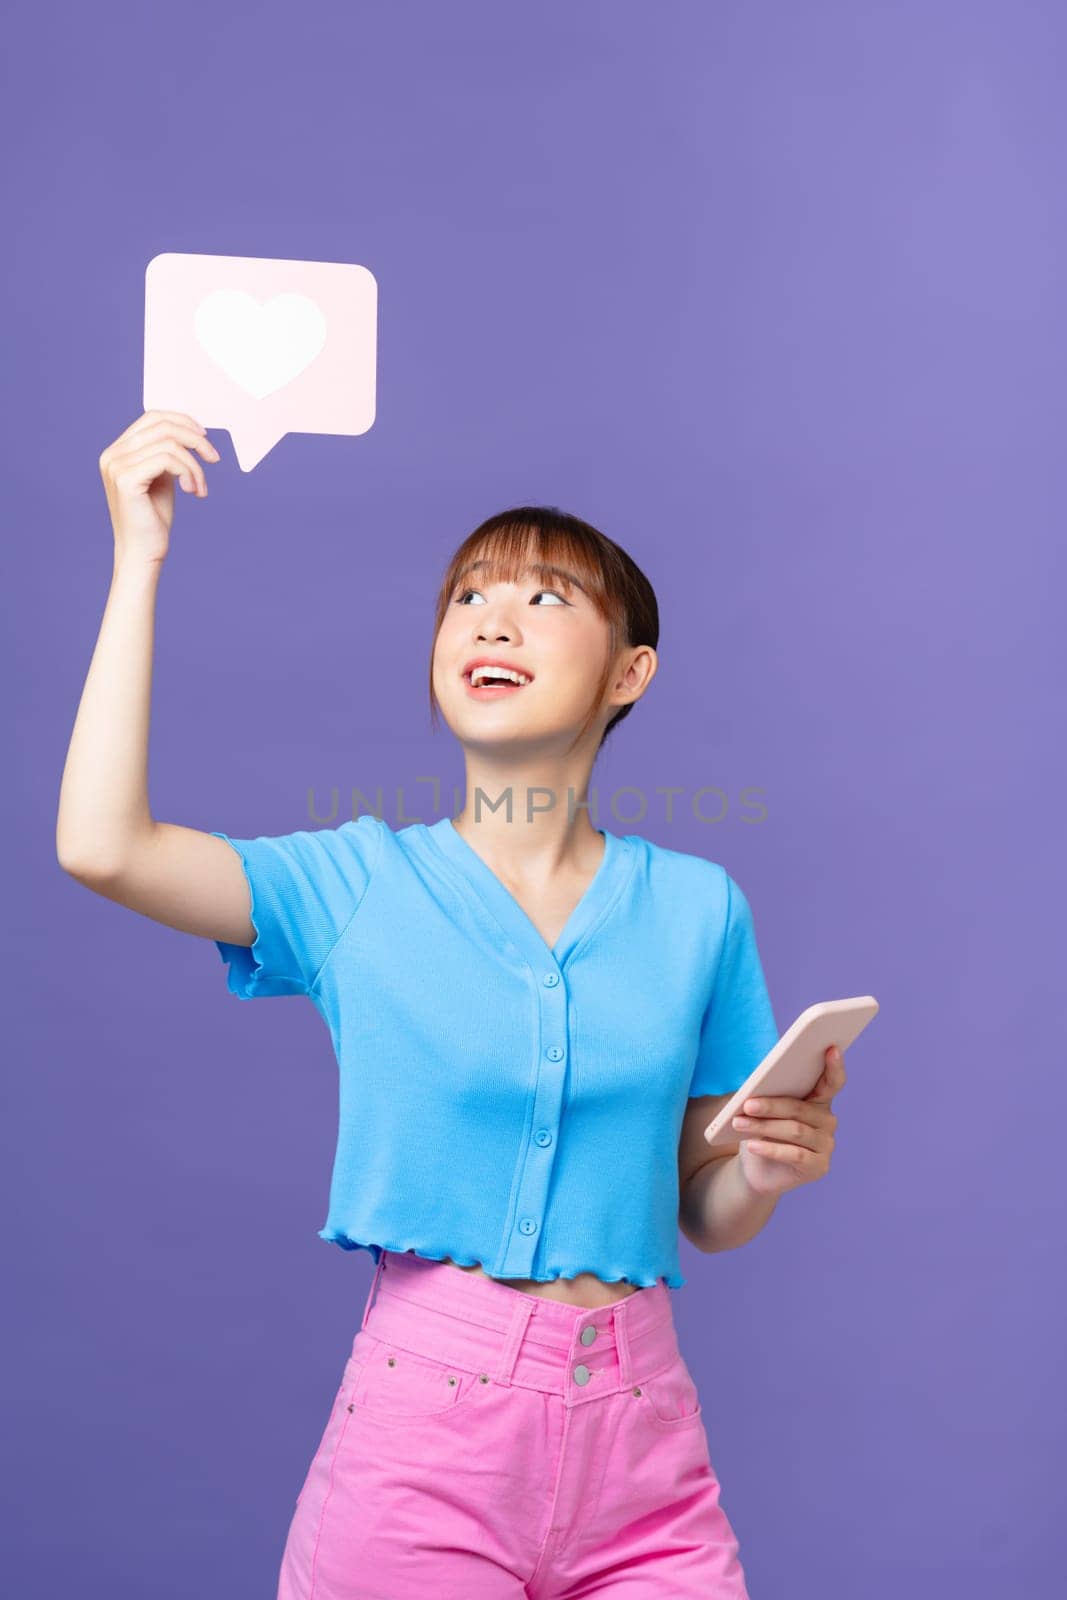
[6,1,1064,1593]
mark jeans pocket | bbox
[637,1358,704,1427]
[350,1332,483,1424]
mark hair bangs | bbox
[445,516,611,618]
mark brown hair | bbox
[428,506,659,752]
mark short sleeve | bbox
[688,873,779,1097]
[210,814,383,999]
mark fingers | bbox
[743,1139,811,1164]
[126,439,210,495]
[732,1115,823,1151]
[181,429,220,475]
[131,420,220,467]
[104,417,221,500]
[738,1047,843,1184]
[736,1095,834,1120]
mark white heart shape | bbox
[193,289,328,399]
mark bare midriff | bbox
[440,1254,642,1306]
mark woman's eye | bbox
[454,588,566,606]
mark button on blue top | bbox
[210,814,779,1291]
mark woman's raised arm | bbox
[56,410,254,948]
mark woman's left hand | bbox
[732,1045,845,1195]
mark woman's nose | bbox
[474,611,518,641]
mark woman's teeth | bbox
[468,668,531,687]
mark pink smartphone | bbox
[702,996,880,1148]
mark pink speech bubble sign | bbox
[143,252,377,472]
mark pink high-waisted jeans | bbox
[278,1248,750,1598]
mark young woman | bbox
[59,410,845,1599]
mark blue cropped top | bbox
[210,814,779,1289]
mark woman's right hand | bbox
[99,409,221,567]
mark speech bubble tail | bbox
[230,427,285,473]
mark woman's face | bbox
[432,557,617,755]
